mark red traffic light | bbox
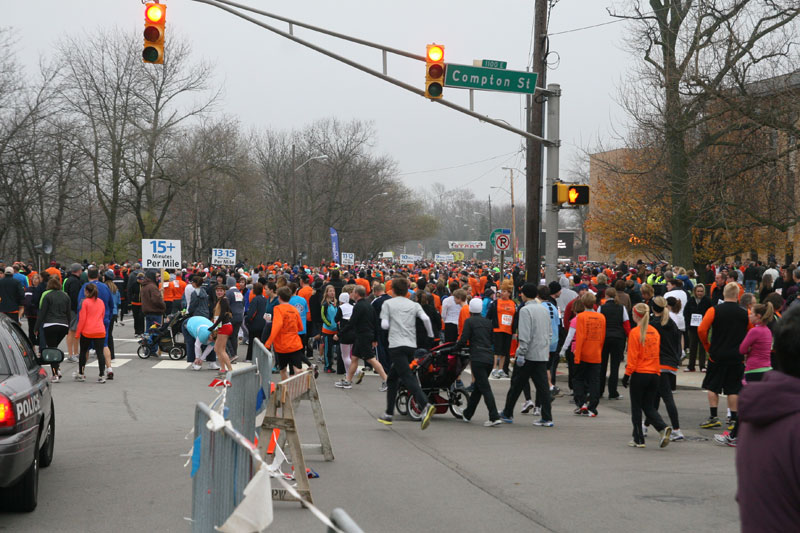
[146,4,164,23]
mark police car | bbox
[0,314,61,511]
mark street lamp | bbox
[294,154,328,172]
[365,192,389,203]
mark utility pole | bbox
[525,0,547,283]
[501,167,518,263]
[544,83,561,282]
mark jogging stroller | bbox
[395,341,470,420]
[137,311,188,360]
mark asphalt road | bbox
[0,320,740,532]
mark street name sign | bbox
[211,248,236,266]
[473,59,507,69]
[445,64,537,94]
[142,239,181,269]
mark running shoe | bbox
[699,416,722,429]
[106,369,114,380]
[579,405,589,416]
[727,421,735,431]
[532,406,542,417]
[50,375,60,383]
[628,441,646,448]
[498,371,509,379]
[464,384,475,393]
[334,379,352,389]
[325,368,335,374]
[377,413,393,426]
[491,369,499,379]
[587,410,598,418]
[354,368,365,385]
[483,419,502,427]
[520,400,535,414]
[67,355,78,363]
[713,433,737,447]
[72,372,85,382]
[670,429,685,441]
[379,381,388,392]
[207,362,221,370]
[420,404,435,430]
[455,380,466,390]
[683,368,696,372]
[533,419,554,427]
[499,414,514,424]
[313,364,320,379]
[550,386,561,397]
[573,406,583,415]
[191,363,203,371]
[659,427,672,448]
[643,423,648,436]
[608,393,623,400]
[97,376,106,384]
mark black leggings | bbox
[27,317,39,345]
[79,336,106,376]
[654,372,680,429]
[43,325,69,375]
[629,372,667,444]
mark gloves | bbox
[621,374,630,388]
[515,355,525,367]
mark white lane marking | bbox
[152,361,192,370]
[87,359,131,368]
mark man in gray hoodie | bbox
[500,283,554,427]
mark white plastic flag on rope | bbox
[215,466,274,532]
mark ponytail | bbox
[753,302,775,324]
[633,303,650,346]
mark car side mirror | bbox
[39,348,65,365]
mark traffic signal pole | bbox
[192,0,553,145]
[544,83,561,283]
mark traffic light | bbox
[567,185,590,205]
[425,44,445,99]
[551,183,568,204]
[143,3,166,64]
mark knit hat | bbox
[548,281,562,296]
[468,298,483,314]
[105,270,115,281]
[339,292,350,304]
[521,283,538,299]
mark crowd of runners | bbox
[0,254,797,527]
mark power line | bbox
[397,150,521,176]
[548,17,626,36]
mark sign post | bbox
[142,239,181,269]
[211,248,236,267]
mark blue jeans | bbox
[745,280,757,294]
[145,314,162,332]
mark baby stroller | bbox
[395,342,470,420]
[137,311,188,360]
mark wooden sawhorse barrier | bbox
[256,369,334,504]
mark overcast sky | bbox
[8,1,633,210]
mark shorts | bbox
[217,323,233,337]
[352,339,375,360]
[702,361,744,395]
[69,314,79,331]
[276,350,303,370]
[493,332,512,358]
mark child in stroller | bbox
[394,342,470,420]
[137,310,188,360]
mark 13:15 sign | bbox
[212,248,237,266]
[142,239,181,269]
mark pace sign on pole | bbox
[341,253,355,266]
[142,239,181,269]
[212,248,236,266]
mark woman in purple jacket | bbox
[735,304,800,532]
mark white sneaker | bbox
[207,362,220,370]
[520,400,535,414]
[532,406,542,417]
[191,363,203,371]
[670,429,685,441]
[642,423,648,437]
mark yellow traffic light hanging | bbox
[425,44,445,99]
[143,3,166,64]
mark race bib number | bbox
[163,282,170,288]
[690,313,702,327]
[501,314,513,326]
[173,280,180,288]
[234,292,243,302]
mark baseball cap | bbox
[3,267,13,275]
[70,263,83,273]
[575,283,589,292]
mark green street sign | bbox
[445,64,538,94]
[480,59,507,69]
[490,228,511,247]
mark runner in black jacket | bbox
[337,286,388,389]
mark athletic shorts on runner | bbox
[493,332,512,358]
[702,362,743,395]
[276,350,304,370]
[352,340,376,360]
